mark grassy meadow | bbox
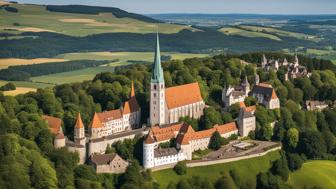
[288,160,336,189]
[0,3,196,36]
[218,27,281,41]
[153,151,280,189]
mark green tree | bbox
[209,131,222,150]
[173,161,187,175]
[215,172,237,189]
[286,128,299,149]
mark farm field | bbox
[0,58,68,69]
[0,80,54,89]
[31,52,208,84]
[288,160,336,189]
[153,151,280,189]
[239,25,319,42]
[218,27,281,41]
[2,87,36,96]
[0,4,196,36]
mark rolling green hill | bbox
[288,160,336,189]
[0,3,195,36]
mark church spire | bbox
[130,80,135,97]
[151,32,164,83]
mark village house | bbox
[305,100,328,111]
[89,153,129,174]
[252,83,280,109]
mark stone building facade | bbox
[90,153,129,174]
[237,103,256,137]
[252,83,280,109]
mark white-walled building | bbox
[89,82,141,139]
[237,103,256,137]
[222,77,250,108]
[149,33,205,126]
[143,122,238,169]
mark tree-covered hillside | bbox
[0,52,336,188]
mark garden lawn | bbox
[288,160,336,189]
[153,151,280,189]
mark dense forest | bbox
[46,5,161,23]
[0,52,336,189]
[0,60,111,81]
[0,29,320,58]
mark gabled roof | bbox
[42,115,62,135]
[90,153,126,165]
[252,83,278,100]
[75,113,84,129]
[177,122,238,145]
[165,82,203,109]
[123,97,140,114]
[97,109,123,123]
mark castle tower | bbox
[143,129,155,169]
[255,73,260,85]
[89,113,102,139]
[74,113,86,145]
[261,54,267,69]
[242,76,250,96]
[150,32,166,126]
[294,54,299,67]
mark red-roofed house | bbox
[252,83,280,109]
[89,81,141,139]
[143,122,238,168]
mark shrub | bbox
[0,82,16,91]
[287,153,303,171]
[173,161,187,175]
[5,6,18,13]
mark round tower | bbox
[143,130,155,169]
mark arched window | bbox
[153,84,157,90]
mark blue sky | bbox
[16,0,336,14]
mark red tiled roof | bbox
[89,113,103,128]
[152,123,185,142]
[97,109,122,123]
[239,101,246,108]
[177,122,238,145]
[42,115,62,135]
[165,82,203,109]
[245,105,256,113]
[75,113,84,129]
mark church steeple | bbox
[130,80,135,98]
[151,32,164,83]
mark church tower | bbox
[242,76,250,96]
[74,112,86,146]
[150,32,166,126]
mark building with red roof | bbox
[89,81,141,139]
[252,82,280,109]
[143,121,238,169]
